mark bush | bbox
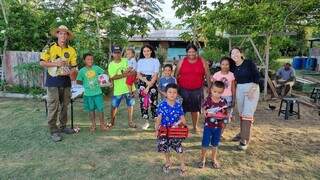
[14,62,43,88]
[200,48,225,62]
[4,84,45,95]
[0,80,7,91]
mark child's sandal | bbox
[100,124,109,131]
[128,121,137,128]
[89,125,96,132]
[211,161,221,169]
[198,161,206,168]
[106,123,114,129]
[178,168,187,176]
[162,164,170,174]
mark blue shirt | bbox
[159,76,176,92]
[157,100,184,126]
[276,67,295,81]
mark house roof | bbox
[129,29,190,42]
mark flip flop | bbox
[178,168,187,176]
[211,161,221,169]
[128,121,137,128]
[198,161,206,168]
[106,123,114,129]
[162,164,170,174]
[89,125,96,132]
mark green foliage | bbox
[172,0,208,47]
[172,0,320,70]
[200,48,224,62]
[0,79,6,91]
[0,0,164,56]
[156,47,167,64]
[13,62,43,88]
[4,84,45,95]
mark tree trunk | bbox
[108,39,112,62]
[263,33,272,100]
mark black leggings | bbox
[138,75,158,120]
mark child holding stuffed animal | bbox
[199,81,228,169]
[136,45,160,130]
[76,53,109,132]
[108,45,137,128]
[125,48,138,97]
[155,83,187,176]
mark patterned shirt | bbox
[202,97,227,127]
[157,100,184,126]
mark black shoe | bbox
[232,134,241,141]
[51,132,62,142]
[60,127,75,134]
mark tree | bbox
[0,0,164,68]
[172,0,208,47]
[204,0,320,98]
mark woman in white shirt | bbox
[137,45,160,130]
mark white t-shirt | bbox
[128,58,137,70]
[137,58,160,75]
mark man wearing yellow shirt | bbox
[40,25,78,142]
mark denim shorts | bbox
[201,126,222,148]
[111,93,135,108]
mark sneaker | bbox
[142,121,150,130]
[238,142,248,150]
[60,127,76,134]
[232,134,241,141]
[51,133,62,142]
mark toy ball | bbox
[98,74,111,87]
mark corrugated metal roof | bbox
[129,29,190,42]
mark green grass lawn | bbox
[0,97,320,179]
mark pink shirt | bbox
[211,71,235,96]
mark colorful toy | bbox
[139,87,151,109]
[158,126,167,137]
[206,106,227,117]
[98,74,111,87]
[157,124,189,138]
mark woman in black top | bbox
[230,47,260,151]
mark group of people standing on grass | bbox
[40,25,260,176]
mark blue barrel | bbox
[302,57,308,69]
[305,58,317,70]
[292,57,303,70]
